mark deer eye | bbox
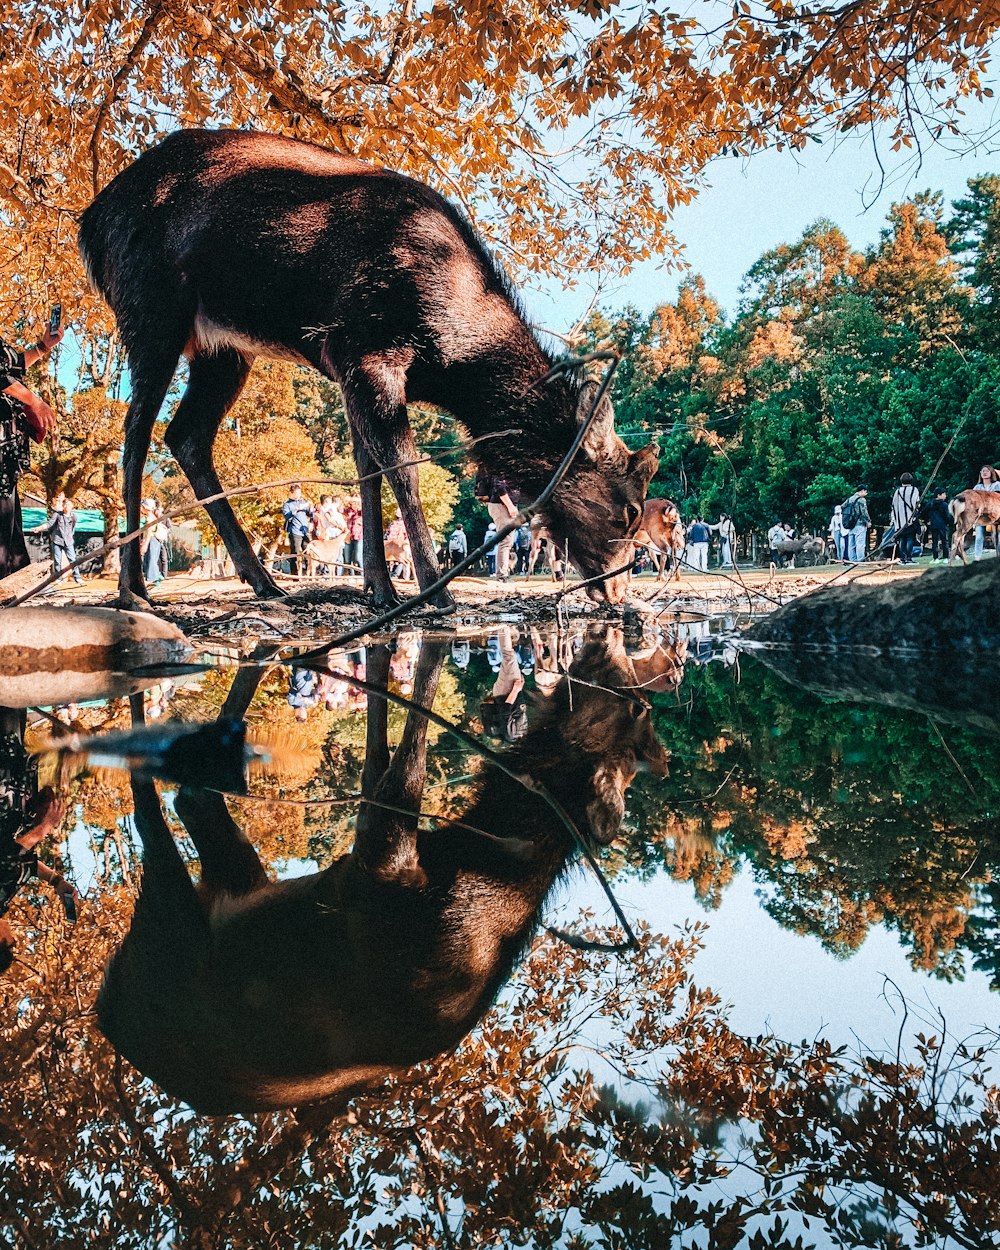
[623,503,642,533]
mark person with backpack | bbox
[514,522,532,575]
[925,488,951,561]
[447,523,467,569]
[33,495,84,585]
[282,483,314,577]
[477,470,520,582]
[841,486,871,563]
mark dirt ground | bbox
[27,560,928,642]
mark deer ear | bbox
[629,443,660,487]
[576,381,617,459]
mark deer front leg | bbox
[173,787,269,900]
[383,427,454,609]
[354,640,446,883]
[341,365,453,611]
[351,430,403,610]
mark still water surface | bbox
[2,616,997,1247]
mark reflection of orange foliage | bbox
[761,816,812,860]
[664,824,735,910]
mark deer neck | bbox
[420,325,579,494]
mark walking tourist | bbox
[447,522,467,569]
[153,501,171,580]
[482,473,518,581]
[34,495,83,584]
[925,488,951,561]
[890,473,921,564]
[342,494,363,574]
[139,498,164,586]
[515,522,532,575]
[0,320,64,580]
[282,483,314,576]
[828,504,846,561]
[971,465,1000,559]
[685,517,710,572]
[841,486,871,563]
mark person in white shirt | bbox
[829,505,845,562]
[708,513,736,567]
[971,465,1000,559]
[889,473,921,564]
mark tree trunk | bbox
[101,458,121,575]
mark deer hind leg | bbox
[354,640,447,883]
[950,517,968,564]
[117,339,188,607]
[350,425,402,609]
[164,349,282,600]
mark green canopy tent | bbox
[21,507,117,537]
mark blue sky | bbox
[527,91,1000,331]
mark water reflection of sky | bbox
[5,615,1000,1247]
[49,616,1000,1060]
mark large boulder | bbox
[0,606,190,707]
[747,560,1000,653]
[744,561,1000,730]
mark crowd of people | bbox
[281,484,365,577]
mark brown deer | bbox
[949,489,1000,562]
[631,497,684,581]
[97,629,668,1115]
[79,130,658,610]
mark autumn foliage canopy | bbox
[0,0,997,331]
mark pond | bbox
[2,614,998,1248]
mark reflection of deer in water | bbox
[98,631,667,1115]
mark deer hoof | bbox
[112,588,154,613]
[252,581,287,601]
[368,584,405,611]
[431,589,456,611]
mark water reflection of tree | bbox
[3,909,998,1248]
[624,659,1000,982]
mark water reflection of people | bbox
[0,709,76,975]
[480,625,526,741]
[98,629,667,1114]
[530,626,575,697]
[286,668,318,722]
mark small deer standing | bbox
[79,129,659,608]
[949,489,1000,562]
